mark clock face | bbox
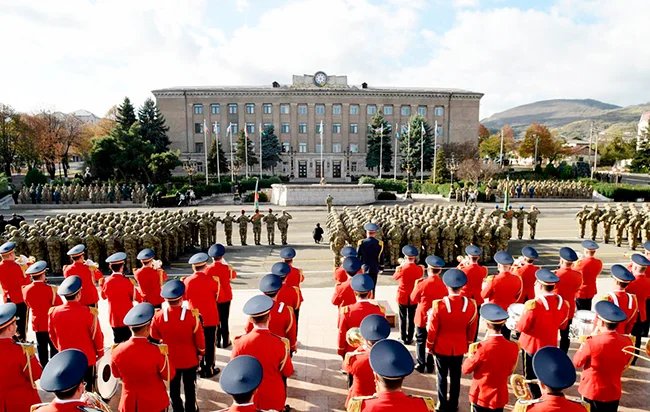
[314,71,327,86]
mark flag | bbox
[244,126,248,139]
[226,123,232,133]
[395,123,400,139]
[318,120,324,134]
[253,178,259,209]
[203,119,211,135]
[421,122,426,136]
[503,184,510,210]
[259,123,264,135]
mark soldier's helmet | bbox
[68,228,75,235]
[583,205,588,209]
[86,228,93,235]
[81,212,87,217]
[106,227,114,234]
[20,221,28,227]
[594,204,599,209]
[47,228,55,236]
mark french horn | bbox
[346,327,364,348]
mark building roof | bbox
[640,111,650,122]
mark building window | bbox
[298,142,307,153]
[350,123,358,134]
[316,144,322,153]
[367,105,377,115]
[197,164,204,173]
[350,143,359,153]
[263,104,272,114]
[194,122,202,134]
[401,105,410,116]
[282,142,290,153]
[333,143,342,153]
[245,103,255,114]
[280,104,290,114]
[211,104,220,114]
[228,104,237,114]
[383,105,393,115]
[434,106,444,116]
[332,123,341,134]
[299,123,307,134]
[351,162,357,172]
[281,123,290,134]
[418,106,427,116]
[212,122,220,134]
[230,123,238,133]
[350,105,359,115]
[298,104,307,115]
[333,104,342,115]
[246,123,255,134]
[193,104,203,115]
[315,104,325,115]
[195,142,203,153]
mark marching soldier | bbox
[460,245,488,340]
[111,303,175,412]
[347,339,435,411]
[206,244,237,349]
[573,301,634,412]
[0,302,42,411]
[0,241,31,341]
[481,251,523,340]
[586,205,602,241]
[217,355,263,412]
[393,245,424,344]
[235,210,249,246]
[515,205,527,240]
[357,223,384,296]
[22,261,62,367]
[33,349,90,411]
[516,269,570,399]
[63,244,101,308]
[263,208,278,245]
[332,257,362,314]
[100,252,135,344]
[221,211,235,246]
[554,247,583,353]
[232,295,294,412]
[626,253,650,365]
[606,264,638,335]
[251,209,263,246]
[151,280,205,412]
[574,240,603,311]
[183,252,221,378]
[48,275,104,392]
[575,205,590,239]
[134,248,167,309]
[527,206,540,240]
[277,211,293,245]
[462,303,519,412]
[426,269,478,412]
[513,247,540,304]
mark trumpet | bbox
[456,255,470,269]
[346,327,364,348]
[512,256,526,268]
[622,339,650,363]
[510,374,538,400]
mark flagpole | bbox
[203,119,209,185]
[244,127,249,179]
[259,123,263,180]
[319,120,324,179]
[379,125,383,179]
[433,120,438,184]
[215,123,221,183]
[420,122,424,185]
[407,123,411,168]
[229,123,234,183]
[394,123,398,181]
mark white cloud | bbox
[235,0,249,12]
[452,0,480,8]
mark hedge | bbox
[359,177,408,193]
[377,191,397,200]
[594,183,650,201]
[243,192,270,203]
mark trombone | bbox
[622,339,650,363]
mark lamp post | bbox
[289,146,295,179]
[182,158,197,187]
[446,154,459,188]
[344,146,351,178]
[533,133,539,170]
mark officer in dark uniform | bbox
[218,355,263,412]
[33,349,91,411]
[357,223,384,296]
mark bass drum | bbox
[96,347,119,402]
[570,310,596,339]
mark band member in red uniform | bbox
[605,264,638,335]
[332,257,362,313]
[334,247,359,283]
[462,303,519,412]
[134,248,167,309]
[343,314,391,408]
[516,269,570,399]
[151,280,205,412]
[481,251,522,340]
[513,247,540,304]
[554,247,583,353]
[460,245,488,307]
[273,261,303,324]
[0,302,42,411]
[281,247,305,333]
[232,295,294,412]
[574,240,603,311]
[427,269,478,412]
[48,275,104,392]
[22,260,62,367]
[411,255,447,373]
[338,274,386,358]
[111,303,175,412]
[393,245,424,344]
[100,252,135,344]
[32,349,91,411]
[183,252,221,378]
[206,244,236,349]
[573,301,634,412]
[513,347,589,412]
[347,339,435,411]
[0,241,31,341]
[218,355,263,412]
[626,253,650,365]
[63,244,101,308]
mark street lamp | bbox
[289,146,295,179]
[446,154,459,187]
[182,158,197,187]
[344,146,351,178]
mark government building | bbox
[152,72,483,181]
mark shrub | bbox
[418,183,452,196]
[593,183,650,201]
[359,177,408,193]
[243,191,270,203]
[24,168,48,187]
[377,191,397,200]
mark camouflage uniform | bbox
[586,205,602,241]
[46,230,62,273]
[277,212,293,246]
[263,211,278,245]
[235,212,250,246]
[387,222,403,266]
[251,212,264,246]
[575,206,590,239]
[221,212,235,246]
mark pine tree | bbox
[429,146,448,183]
[261,124,282,173]
[207,137,229,175]
[233,129,258,172]
[138,98,170,153]
[400,115,434,176]
[365,111,393,174]
[116,97,137,131]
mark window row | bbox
[196,122,375,135]
[193,103,445,117]
[281,142,360,153]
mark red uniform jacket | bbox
[133,266,167,307]
[100,273,135,328]
[111,337,175,412]
[513,263,539,304]
[517,394,590,411]
[151,304,206,369]
[337,300,386,357]
[393,262,424,305]
[410,276,448,328]
[573,330,633,402]
[232,328,294,412]
[606,291,638,334]
[217,405,257,412]
[63,261,101,306]
[332,277,356,309]
[626,272,650,322]
[0,259,30,303]
[205,260,237,303]
[554,267,583,320]
[49,301,104,366]
[334,266,362,283]
[32,399,92,411]
[22,281,62,332]
[517,294,570,355]
[462,334,519,409]
[343,348,374,407]
[276,282,302,311]
[348,391,435,411]
[574,257,602,299]
[183,271,220,327]
[426,294,478,356]
[286,265,305,288]
[461,263,488,306]
[244,300,297,351]
[0,339,42,412]
[481,271,523,311]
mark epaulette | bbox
[567,397,591,411]
[414,278,423,287]
[191,308,200,318]
[48,306,56,315]
[111,343,119,351]
[63,264,69,271]
[378,240,384,246]
[30,404,49,412]
[89,307,99,316]
[340,306,349,314]
[129,278,136,286]
[344,350,362,365]
[513,398,544,412]
[212,276,220,283]
[348,396,376,412]
[524,300,536,310]
[598,295,608,301]
[155,343,169,356]
[485,275,495,282]
[408,395,436,411]
[18,342,36,357]
[357,239,363,246]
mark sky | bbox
[0,0,648,119]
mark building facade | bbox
[152,73,483,180]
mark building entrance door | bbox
[299,161,307,178]
[332,161,341,178]
[315,161,322,178]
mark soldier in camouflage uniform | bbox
[476,221,492,262]
[27,229,45,262]
[514,205,527,240]
[423,220,439,257]
[599,204,615,244]
[407,220,424,257]
[527,206,540,240]
[199,214,211,250]
[250,209,264,246]
[494,219,511,253]
[84,228,102,264]
[262,208,277,245]
[45,229,62,273]
[575,205,590,239]
[221,211,235,246]
[627,211,643,250]
[586,204,602,241]
[122,227,139,272]
[457,219,474,258]
[387,220,403,266]
[440,220,456,264]
[277,211,293,246]
[235,210,250,246]
[104,227,119,259]
[330,223,347,267]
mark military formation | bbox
[17,183,151,205]
[484,178,593,201]
[576,203,650,249]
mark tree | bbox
[0,105,28,176]
[598,135,635,167]
[138,98,170,153]
[149,151,181,183]
[261,124,282,173]
[430,146,448,183]
[365,111,393,173]
[111,122,154,181]
[36,111,65,179]
[478,123,491,142]
[400,115,433,176]
[479,130,515,159]
[233,129,258,172]
[207,137,229,176]
[631,126,650,173]
[519,123,565,162]
[89,136,120,180]
[116,97,137,131]
[456,159,500,185]
[59,114,87,178]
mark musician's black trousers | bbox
[471,404,503,412]
[522,350,542,399]
[584,398,619,412]
[435,354,463,411]
[35,331,58,368]
[559,319,573,353]
[170,366,198,412]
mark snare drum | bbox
[96,347,119,401]
[570,310,596,339]
[506,303,525,332]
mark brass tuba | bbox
[81,392,111,412]
[346,327,364,348]
[510,374,537,400]
[622,339,650,363]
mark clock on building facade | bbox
[313,71,327,87]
